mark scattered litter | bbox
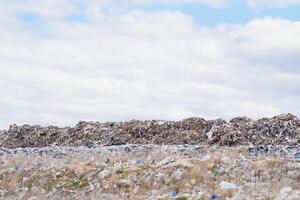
[0,113,299,199]
[0,145,299,199]
[196,154,210,161]
[14,165,20,171]
[209,194,222,199]
[173,168,184,180]
[157,158,174,167]
[275,187,300,200]
[171,191,178,198]
[219,181,237,190]
[212,165,222,174]
[135,160,143,165]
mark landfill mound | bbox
[0,145,299,200]
[0,113,299,148]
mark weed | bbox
[176,197,188,200]
[63,175,89,190]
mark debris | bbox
[172,191,178,198]
[156,158,174,167]
[275,187,300,200]
[135,160,143,165]
[219,181,237,190]
[98,169,111,179]
[0,113,299,148]
[14,165,20,171]
[173,168,184,180]
[0,113,299,199]
[212,165,222,174]
[0,145,299,199]
[196,154,210,161]
[206,127,215,140]
[209,194,222,199]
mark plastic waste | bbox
[219,181,237,190]
[135,160,143,165]
[209,194,222,199]
[1,113,299,148]
[171,191,178,198]
[212,165,222,174]
[14,165,20,171]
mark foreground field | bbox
[0,145,299,200]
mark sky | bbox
[0,0,300,129]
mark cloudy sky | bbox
[0,0,300,128]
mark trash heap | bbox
[0,145,299,200]
[0,113,299,148]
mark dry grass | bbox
[0,146,299,200]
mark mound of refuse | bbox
[0,113,299,148]
[1,145,299,200]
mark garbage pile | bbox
[0,145,299,200]
[0,113,299,148]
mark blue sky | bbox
[14,0,300,26]
[0,0,300,128]
[142,1,300,26]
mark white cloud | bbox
[0,0,75,19]
[0,1,299,129]
[126,0,225,6]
